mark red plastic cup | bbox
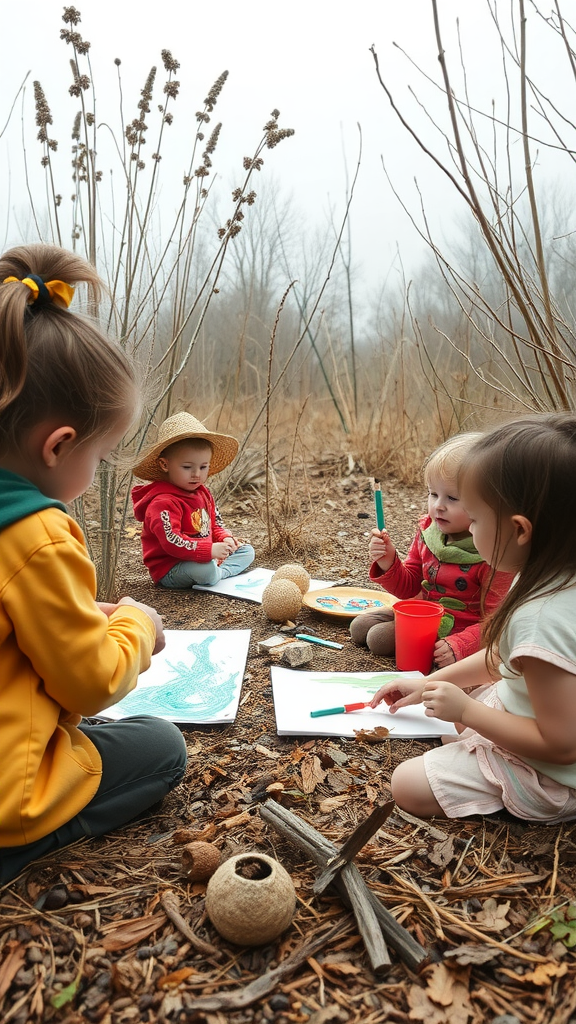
[393,600,444,674]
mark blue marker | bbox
[295,634,343,650]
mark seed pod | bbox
[181,841,221,882]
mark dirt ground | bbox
[1,465,576,1024]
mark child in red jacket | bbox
[132,413,255,588]
[350,434,512,667]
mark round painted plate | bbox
[302,587,398,619]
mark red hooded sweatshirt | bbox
[131,481,233,583]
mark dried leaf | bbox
[308,1007,348,1023]
[178,822,217,843]
[425,962,456,1007]
[0,942,26,1001]
[474,898,511,932]
[444,944,498,966]
[326,769,353,793]
[407,984,451,1023]
[111,958,144,993]
[157,967,198,988]
[172,829,198,844]
[101,911,167,951]
[353,726,390,744]
[409,964,472,1023]
[321,960,362,976]
[318,794,350,813]
[255,744,281,759]
[71,884,118,896]
[222,810,251,829]
[499,961,568,986]
[428,836,456,869]
[301,754,327,794]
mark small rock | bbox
[280,641,313,667]
[26,946,44,964]
[40,885,69,910]
[269,994,291,1011]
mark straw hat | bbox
[132,412,239,481]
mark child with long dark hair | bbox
[371,414,576,822]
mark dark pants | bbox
[0,716,187,885]
[349,607,396,656]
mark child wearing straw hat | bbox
[132,413,255,588]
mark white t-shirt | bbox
[497,579,576,786]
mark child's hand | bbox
[117,597,165,655]
[370,676,424,713]
[212,540,235,560]
[230,535,248,549]
[422,680,468,723]
[368,528,396,572]
[433,639,456,668]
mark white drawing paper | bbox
[192,566,333,603]
[101,629,250,724]
[271,666,458,738]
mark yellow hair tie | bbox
[3,275,74,309]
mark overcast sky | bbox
[1,1,573,308]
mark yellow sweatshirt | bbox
[0,505,156,846]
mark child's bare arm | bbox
[372,648,497,714]
[370,675,426,712]
[423,657,576,764]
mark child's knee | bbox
[350,614,370,645]
[366,621,395,657]
[391,757,444,818]
[240,543,255,565]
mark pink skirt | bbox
[423,685,576,822]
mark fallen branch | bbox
[160,890,222,961]
[184,917,350,1011]
[260,800,429,973]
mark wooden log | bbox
[313,800,395,894]
[259,801,390,972]
[338,862,390,972]
[260,800,429,973]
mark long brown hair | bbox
[459,414,576,655]
[0,243,135,454]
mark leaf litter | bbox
[1,466,576,1023]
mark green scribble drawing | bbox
[114,635,239,720]
[308,673,401,695]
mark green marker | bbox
[310,701,371,718]
[374,481,385,530]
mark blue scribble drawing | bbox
[315,595,384,612]
[233,574,267,592]
[113,634,241,721]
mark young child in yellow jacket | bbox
[0,245,186,884]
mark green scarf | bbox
[421,521,482,565]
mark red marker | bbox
[310,701,372,718]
